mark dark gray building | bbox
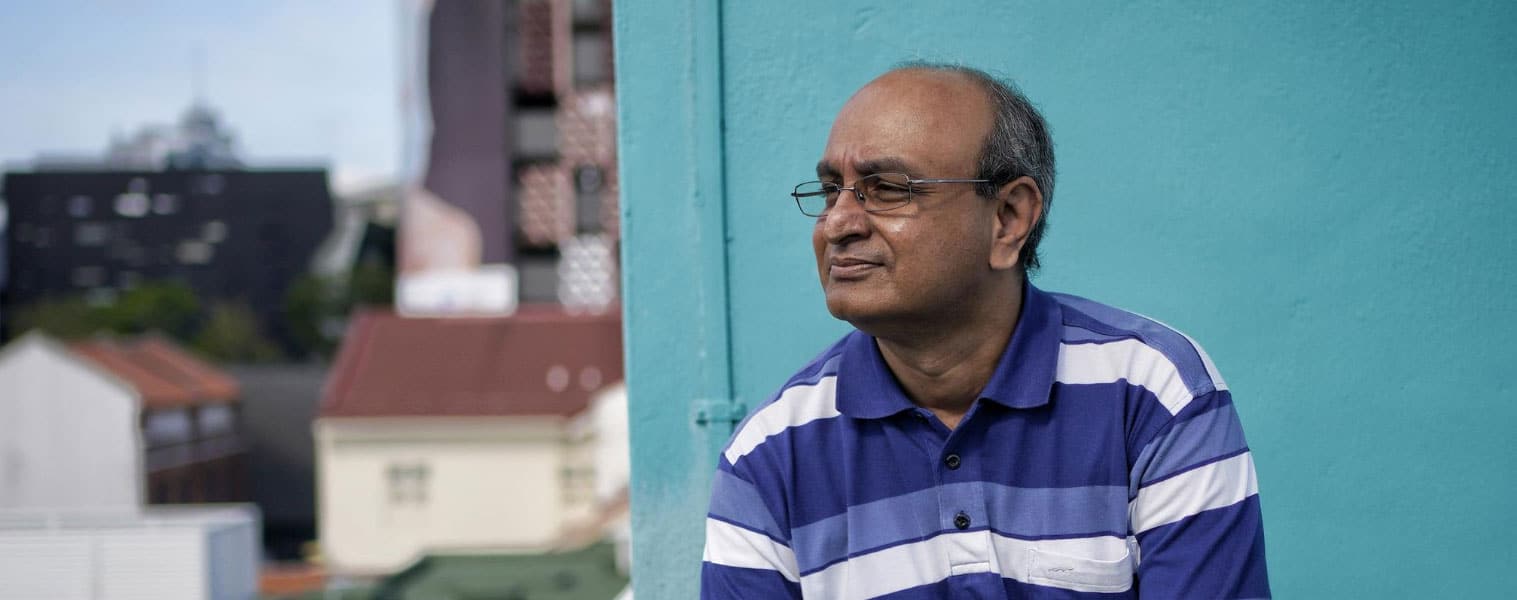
[1,169,334,352]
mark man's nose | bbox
[822,188,870,244]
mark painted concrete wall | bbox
[315,417,579,574]
[0,335,142,509]
[617,1,1517,598]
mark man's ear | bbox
[989,176,1043,271]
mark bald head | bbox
[821,69,994,184]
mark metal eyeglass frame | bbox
[790,172,989,217]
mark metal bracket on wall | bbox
[694,398,747,428]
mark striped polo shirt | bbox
[701,284,1270,599]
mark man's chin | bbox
[824,293,893,329]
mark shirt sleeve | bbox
[701,460,803,599]
[1129,389,1271,599]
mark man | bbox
[701,63,1269,599]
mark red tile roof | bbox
[129,335,240,402]
[319,307,623,418]
[69,336,238,409]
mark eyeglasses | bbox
[790,172,989,217]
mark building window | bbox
[574,165,603,234]
[67,195,93,217]
[515,109,558,160]
[203,220,227,243]
[518,249,561,304]
[572,0,607,24]
[387,462,430,505]
[71,266,105,288]
[176,240,213,265]
[115,192,150,217]
[561,464,596,506]
[573,34,610,85]
[74,222,110,246]
[193,174,226,196]
[153,193,179,215]
[143,409,193,447]
[198,404,235,437]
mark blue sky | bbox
[0,1,401,194]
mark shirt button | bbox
[944,454,961,470]
[954,512,970,530]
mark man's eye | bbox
[871,182,911,200]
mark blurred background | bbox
[6,2,1517,600]
[2,1,628,598]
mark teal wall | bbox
[616,2,1517,597]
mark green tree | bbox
[108,281,201,339]
[346,260,395,309]
[11,296,114,340]
[193,302,283,362]
[283,274,340,358]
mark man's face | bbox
[813,70,1001,331]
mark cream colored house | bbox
[316,309,625,576]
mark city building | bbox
[0,333,143,509]
[308,2,627,592]
[0,332,248,509]
[104,102,243,171]
[227,363,329,561]
[1,167,334,353]
[314,308,623,576]
[396,0,617,316]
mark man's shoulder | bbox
[719,332,855,468]
[1044,289,1228,400]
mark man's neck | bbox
[873,278,1024,430]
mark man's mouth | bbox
[829,257,882,280]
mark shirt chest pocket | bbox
[1025,546,1134,593]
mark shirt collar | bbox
[834,282,1063,419]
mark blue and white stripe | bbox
[702,285,1269,599]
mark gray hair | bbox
[894,61,1056,274]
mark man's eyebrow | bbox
[815,157,918,179]
[815,161,840,179]
[856,157,916,176]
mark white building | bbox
[0,333,260,599]
[0,332,249,508]
[0,333,144,509]
[316,309,626,576]
[0,505,260,600]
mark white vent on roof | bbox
[547,365,571,393]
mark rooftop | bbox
[373,542,627,600]
[320,308,622,418]
[68,334,239,408]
